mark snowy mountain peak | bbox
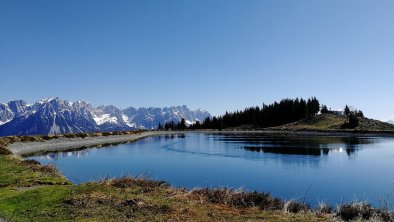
[7,100,29,114]
[38,97,58,104]
[0,98,211,136]
[0,103,14,125]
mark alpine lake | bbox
[28,132,394,208]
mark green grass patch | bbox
[0,155,69,187]
[0,186,73,222]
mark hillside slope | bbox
[272,113,394,132]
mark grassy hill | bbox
[271,113,394,132]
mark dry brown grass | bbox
[59,178,331,222]
[0,146,12,155]
[316,202,333,215]
[336,201,393,221]
[283,200,310,213]
[190,188,284,210]
[108,177,169,192]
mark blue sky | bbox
[1,0,394,121]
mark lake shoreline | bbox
[2,130,394,221]
[7,131,177,156]
[5,129,394,156]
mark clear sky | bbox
[1,0,394,121]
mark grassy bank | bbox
[1,153,393,221]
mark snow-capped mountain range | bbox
[0,98,211,136]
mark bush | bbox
[75,133,89,138]
[39,164,60,175]
[316,202,333,215]
[20,136,40,142]
[22,159,41,166]
[64,134,76,138]
[337,202,392,221]
[102,132,112,136]
[109,177,168,192]
[41,135,52,140]
[191,188,283,210]
[0,146,12,155]
[283,200,310,213]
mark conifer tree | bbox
[157,122,163,130]
[196,97,323,129]
[344,105,350,116]
[321,105,329,114]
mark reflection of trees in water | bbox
[213,134,372,157]
[214,134,377,146]
[163,134,185,140]
[242,146,357,157]
[244,146,323,156]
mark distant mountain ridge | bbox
[0,98,211,136]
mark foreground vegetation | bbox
[0,150,392,221]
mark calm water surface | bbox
[29,133,394,207]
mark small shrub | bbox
[22,159,41,166]
[39,164,60,175]
[19,136,44,142]
[41,135,52,140]
[283,200,310,213]
[191,188,283,210]
[316,202,333,215]
[120,199,139,206]
[64,134,76,138]
[6,136,19,143]
[40,135,60,140]
[110,177,168,192]
[102,132,112,136]
[0,140,8,148]
[0,146,12,155]
[335,202,392,221]
[75,133,88,138]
